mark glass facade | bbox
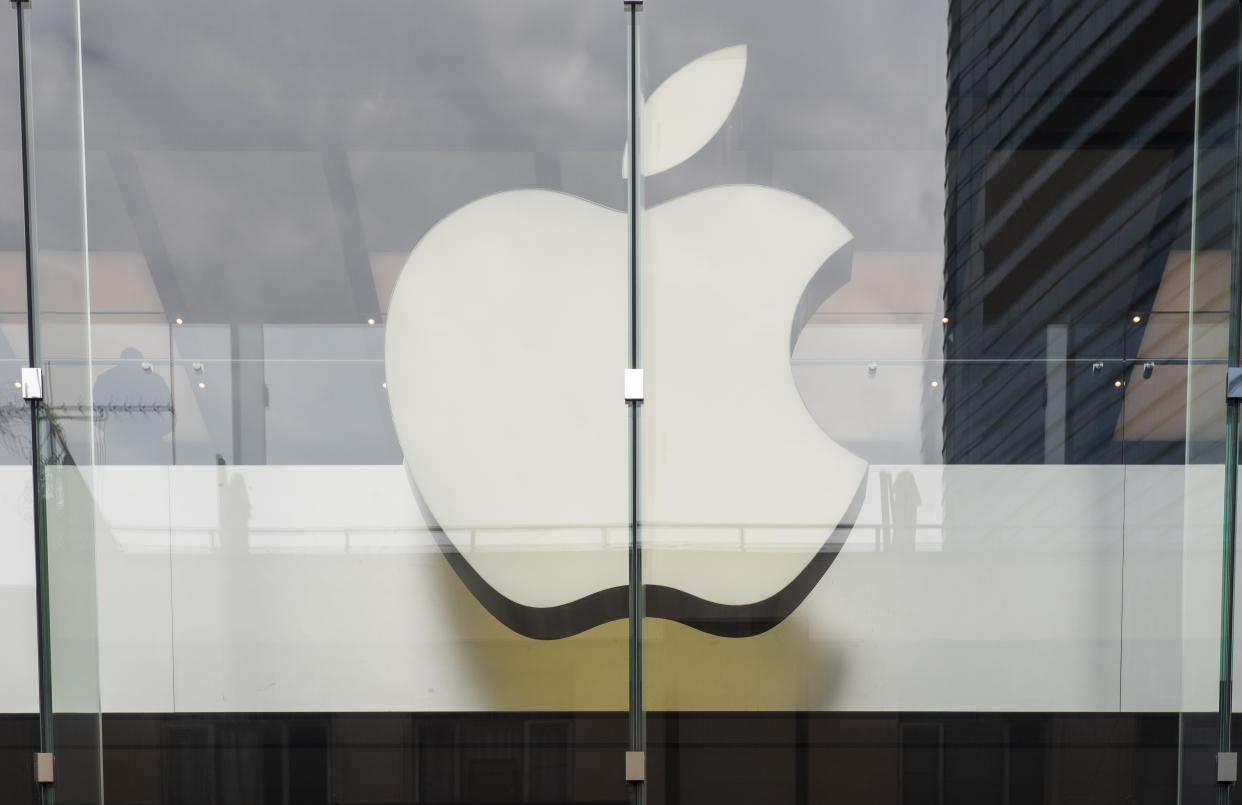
[3,1,1242,803]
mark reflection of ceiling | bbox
[1118,250,1229,443]
[369,252,404,315]
[0,254,22,314]
[0,156,22,254]
[70,0,944,328]
[78,252,163,314]
[128,151,361,322]
[815,251,941,315]
[0,250,162,314]
[794,251,944,463]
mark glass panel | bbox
[0,5,40,805]
[26,1,105,803]
[1186,1,1240,801]
[26,1,1241,803]
[639,1,1221,803]
[78,2,629,801]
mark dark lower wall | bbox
[0,711,1217,805]
[0,716,37,805]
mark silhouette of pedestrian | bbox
[93,347,172,464]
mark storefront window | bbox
[3,1,1242,803]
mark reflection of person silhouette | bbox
[217,453,253,707]
[880,469,921,552]
[889,470,921,551]
[92,347,172,464]
[217,454,252,555]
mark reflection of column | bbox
[891,470,921,552]
[879,471,892,550]
[217,456,255,716]
[533,151,562,191]
[880,470,921,552]
[746,120,772,186]
[229,324,266,465]
[1045,325,1068,464]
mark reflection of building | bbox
[944,0,1235,465]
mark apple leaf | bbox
[622,45,746,178]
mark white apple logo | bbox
[385,46,867,638]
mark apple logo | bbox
[385,45,867,639]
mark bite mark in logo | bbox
[385,46,866,639]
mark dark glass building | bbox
[944,0,1235,466]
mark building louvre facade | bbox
[944,0,1235,466]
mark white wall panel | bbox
[0,463,1226,713]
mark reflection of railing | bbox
[0,402,29,458]
[105,521,946,556]
[790,357,1229,366]
[0,401,173,463]
[109,524,443,555]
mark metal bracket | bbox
[1219,752,1238,784]
[625,750,645,782]
[33,753,53,785]
[20,367,42,400]
[624,368,644,403]
[1229,368,1242,400]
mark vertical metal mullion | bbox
[1218,4,1242,802]
[15,1,55,803]
[625,4,644,805]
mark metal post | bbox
[14,1,55,803]
[1217,3,1242,802]
[624,3,644,804]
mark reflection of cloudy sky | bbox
[0,2,949,464]
[52,0,945,323]
[73,1,631,321]
[642,0,947,250]
[0,11,18,256]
